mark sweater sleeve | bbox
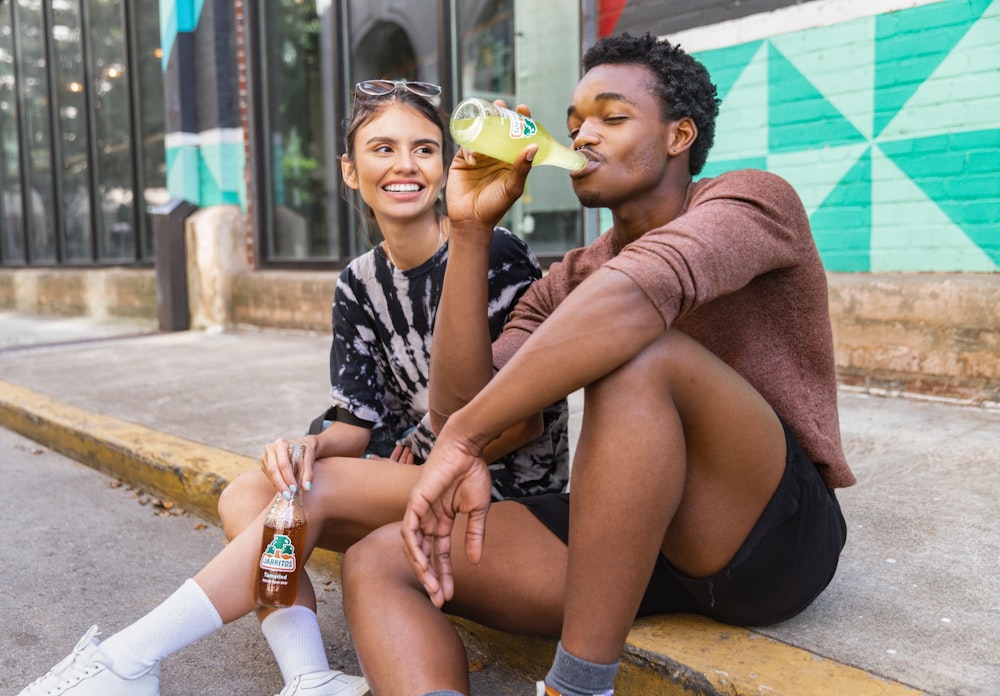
[492,230,618,371]
[604,170,813,329]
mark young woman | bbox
[17,81,568,696]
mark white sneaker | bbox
[17,625,160,696]
[275,670,369,696]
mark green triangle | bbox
[878,0,1000,141]
[768,43,867,153]
[705,42,768,162]
[770,17,874,140]
[810,147,872,272]
[694,40,765,103]
[879,129,1000,266]
[767,143,870,217]
[871,147,997,271]
[197,151,224,207]
[874,0,993,137]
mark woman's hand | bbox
[401,431,493,608]
[390,443,417,465]
[259,435,319,496]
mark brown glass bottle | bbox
[255,443,308,608]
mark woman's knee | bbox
[217,470,275,540]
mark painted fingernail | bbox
[290,484,298,494]
[304,481,312,491]
[282,490,291,500]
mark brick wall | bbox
[652,0,1000,273]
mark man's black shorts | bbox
[513,419,847,627]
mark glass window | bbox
[457,0,582,255]
[16,0,58,263]
[52,0,93,262]
[132,0,165,261]
[259,0,326,261]
[0,2,26,264]
[86,0,135,262]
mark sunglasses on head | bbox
[354,80,442,100]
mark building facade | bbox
[2,0,996,272]
[1,0,998,400]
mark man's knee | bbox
[343,523,408,593]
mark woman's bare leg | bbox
[198,456,422,622]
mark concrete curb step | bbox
[0,379,922,696]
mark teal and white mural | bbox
[689,0,999,272]
[160,0,245,209]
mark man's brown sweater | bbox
[494,169,855,489]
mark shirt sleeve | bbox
[484,227,543,340]
[328,268,385,426]
[491,230,618,371]
[604,170,813,329]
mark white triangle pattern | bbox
[767,143,870,217]
[711,43,769,160]
[879,0,1000,141]
[770,17,875,140]
[870,145,996,271]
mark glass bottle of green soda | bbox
[450,97,586,171]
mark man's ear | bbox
[341,154,359,190]
[668,117,698,155]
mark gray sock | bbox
[544,642,618,696]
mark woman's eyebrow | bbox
[364,136,440,148]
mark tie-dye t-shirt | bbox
[329,226,569,499]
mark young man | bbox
[341,33,854,696]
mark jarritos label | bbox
[259,533,297,573]
[507,113,538,140]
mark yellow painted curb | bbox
[0,379,253,523]
[0,379,348,576]
[0,380,923,695]
[459,615,922,695]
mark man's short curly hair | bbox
[582,32,720,176]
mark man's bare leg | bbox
[344,503,568,696]
[561,329,785,664]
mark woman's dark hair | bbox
[341,87,452,242]
[582,32,720,176]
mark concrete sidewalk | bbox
[1,310,997,696]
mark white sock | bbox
[98,578,223,677]
[261,605,331,683]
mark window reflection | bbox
[0,4,26,264]
[134,0,166,260]
[87,0,135,262]
[52,0,93,262]
[458,0,582,254]
[262,0,325,260]
[16,0,57,263]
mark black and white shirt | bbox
[329,226,569,499]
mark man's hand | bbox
[401,432,493,608]
[446,103,537,231]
